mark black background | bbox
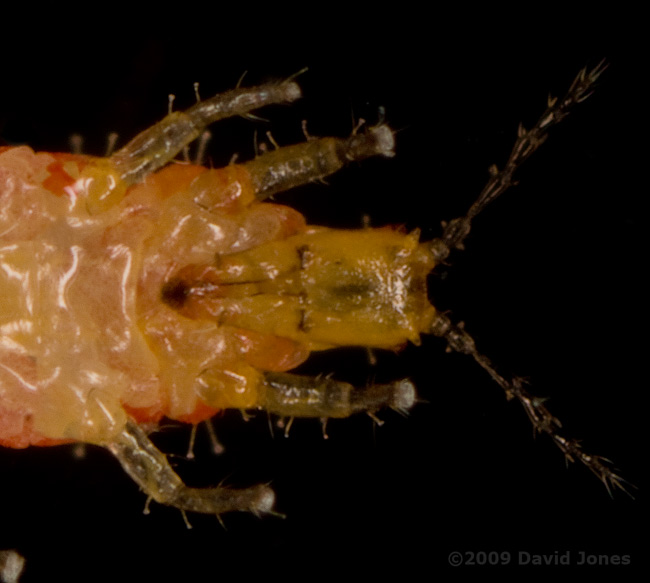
[0,10,644,581]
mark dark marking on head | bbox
[161,278,189,309]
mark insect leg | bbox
[109,80,302,185]
[429,60,608,263]
[429,312,628,494]
[243,124,394,200]
[105,419,275,516]
[259,372,416,419]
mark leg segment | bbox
[429,60,607,263]
[244,124,394,200]
[105,420,275,516]
[260,372,416,418]
[110,80,302,185]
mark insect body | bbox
[0,63,622,519]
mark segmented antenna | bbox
[428,61,631,495]
[429,60,608,263]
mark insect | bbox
[0,61,626,525]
